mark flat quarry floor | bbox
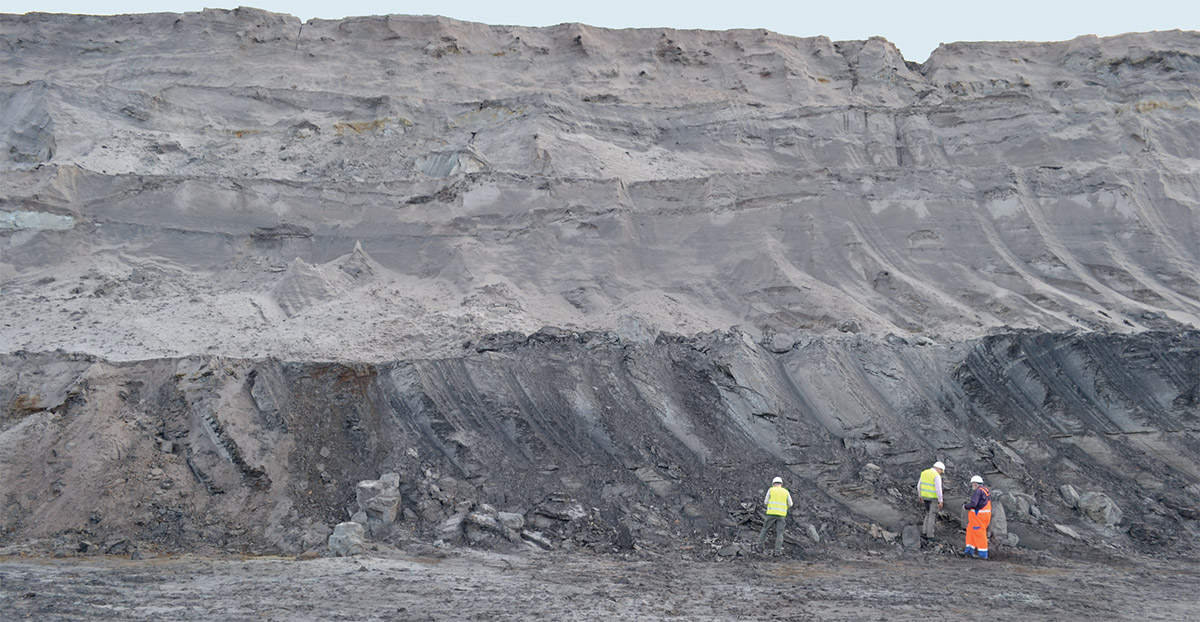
[2,549,1197,621]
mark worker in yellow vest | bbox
[756,476,794,555]
[917,461,945,538]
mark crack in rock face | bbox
[0,10,1198,566]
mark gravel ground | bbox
[2,548,1197,621]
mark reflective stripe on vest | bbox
[766,486,790,516]
[919,469,939,499]
[976,486,992,514]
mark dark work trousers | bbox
[758,514,786,553]
[923,499,938,537]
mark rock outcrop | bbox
[0,10,1197,560]
[0,329,1196,557]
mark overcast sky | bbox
[1,0,1196,61]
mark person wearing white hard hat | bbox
[917,461,945,538]
[756,476,794,555]
[962,474,992,559]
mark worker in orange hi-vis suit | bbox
[963,475,992,559]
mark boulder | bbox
[432,476,465,503]
[717,543,743,557]
[1077,492,1122,526]
[104,539,132,556]
[1060,484,1081,509]
[328,522,366,556]
[535,496,587,521]
[868,523,897,544]
[1054,523,1083,540]
[437,514,466,542]
[380,472,401,489]
[767,334,796,353]
[466,511,502,532]
[1158,492,1200,520]
[356,473,402,523]
[521,530,554,550]
[464,524,492,544]
[497,511,525,530]
[987,499,1008,540]
[417,499,443,522]
[529,514,559,530]
[901,525,921,550]
[998,491,1040,521]
[614,524,634,550]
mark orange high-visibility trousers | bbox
[966,507,991,553]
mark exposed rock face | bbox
[0,330,1196,556]
[0,9,1197,559]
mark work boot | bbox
[978,550,988,560]
[962,546,976,557]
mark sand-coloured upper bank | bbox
[1,9,1197,361]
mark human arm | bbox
[935,475,943,506]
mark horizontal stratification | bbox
[0,11,1197,359]
[2,11,1197,181]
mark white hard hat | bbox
[933,461,945,471]
[772,477,783,484]
[970,475,983,484]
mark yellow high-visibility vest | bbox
[919,468,939,499]
[766,486,790,516]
